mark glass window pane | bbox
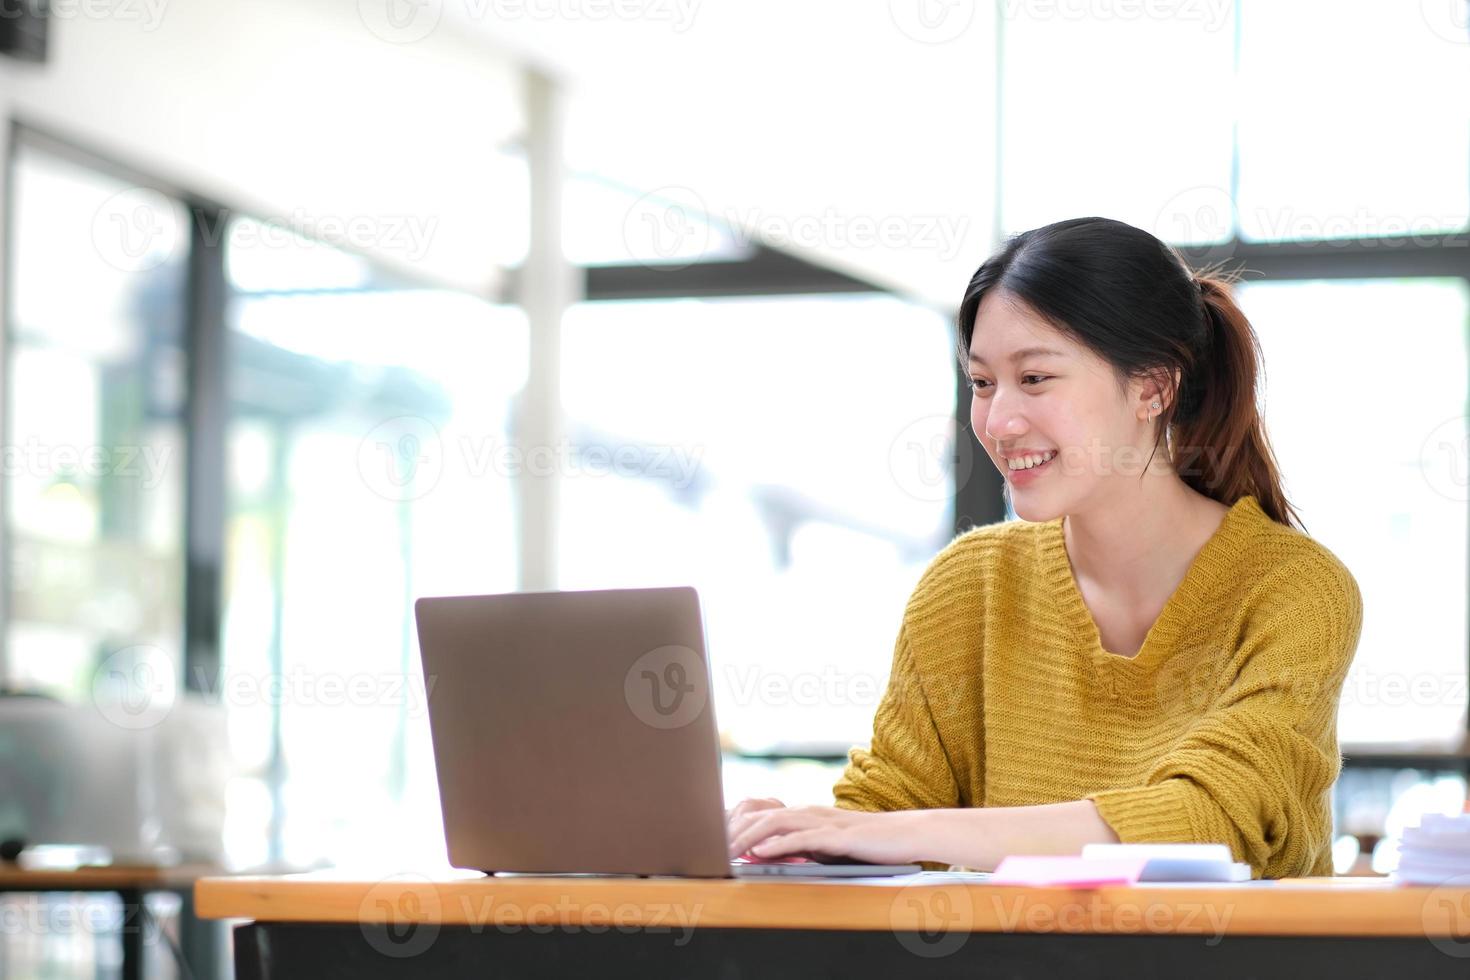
[1238,2,1470,241]
[1000,1,1236,244]
[1239,278,1469,746]
[4,141,189,699]
[559,294,956,753]
[221,217,528,868]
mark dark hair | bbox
[957,216,1303,532]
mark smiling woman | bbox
[727,217,1364,878]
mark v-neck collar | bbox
[1037,495,1264,665]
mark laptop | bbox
[414,586,922,878]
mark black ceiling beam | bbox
[578,244,885,301]
[1182,233,1470,282]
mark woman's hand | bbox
[726,803,925,866]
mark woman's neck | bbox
[1062,478,1228,603]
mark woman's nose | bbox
[983,397,1026,444]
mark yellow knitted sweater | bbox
[831,494,1363,879]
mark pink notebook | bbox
[990,855,1152,887]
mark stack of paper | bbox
[992,844,1252,886]
[1393,813,1470,885]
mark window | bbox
[220,217,528,867]
[4,138,188,700]
[1240,278,1470,745]
[3,136,534,870]
[1237,3,1470,242]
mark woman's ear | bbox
[1134,368,1176,421]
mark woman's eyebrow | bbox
[968,346,1065,365]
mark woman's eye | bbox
[968,376,1048,393]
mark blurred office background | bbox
[0,0,1467,975]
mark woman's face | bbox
[966,288,1163,522]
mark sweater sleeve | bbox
[1086,554,1363,879]
[831,621,962,816]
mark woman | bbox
[726,216,1363,879]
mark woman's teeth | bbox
[1007,450,1057,471]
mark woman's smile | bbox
[1006,449,1058,484]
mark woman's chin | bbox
[1005,485,1061,523]
[1011,503,1055,523]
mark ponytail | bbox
[1165,268,1304,533]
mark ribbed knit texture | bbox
[831,494,1363,879]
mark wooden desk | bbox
[1,863,223,980]
[0,863,211,891]
[198,871,1470,979]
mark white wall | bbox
[0,0,526,293]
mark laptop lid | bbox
[414,586,731,877]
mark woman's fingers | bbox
[726,799,788,858]
[728,806,811,858]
